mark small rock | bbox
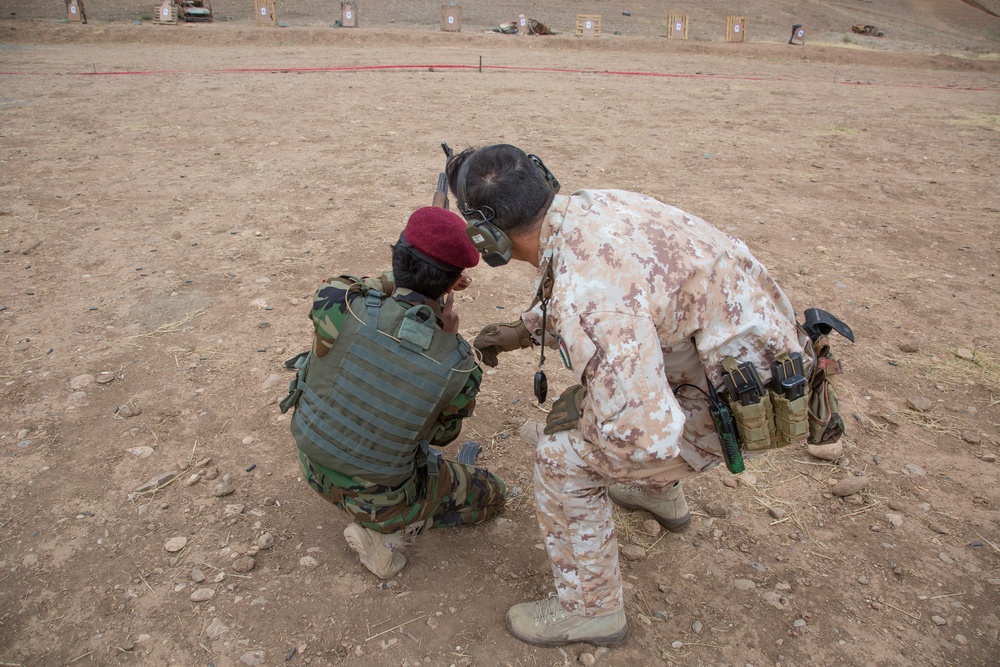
[22,553,39,567]
[117,404,142,418]
[938,552,954,564]
[808,442,843,461]
[762,592,789,610]
[579,653,596,666]
[641,519,661,536]
[830,476,870,497]
[722,476,738,488]
[981,453,997,463]
[232,556,255,573]
[185,474,201,486]
[793,619,807,628]
[768,506,786,520]
[242,436,255,445]
[127,446,155,459]
[190,588,216,602]
[653,610,669,621]
[16,428,30,440]
[240,650,265,667]
[671,641,683,649]
[299,556,318,569]
[70,374,95,390]
[212,473,235,497]
[898,341,920,353]
[517,420,545,445]
[164,536,188,553]
[703,500,728,518]
[906,397,933,412]
[961,431,981,444]
[887,500,904,511]
[224,503,245,516]
[931,615,947,626]
[739,473,757,487]
[927,522,949,535]
[885,513,904,529]
[692,620,703,634]
[955,348,974,361]
[190,569,205,583]
[901,463,926,476]
[621,544,646,561]
[257,533,275,550]
[203,466,220,481]
[733,579,757,591]
[206,618,230,639]
[955,634,968,645]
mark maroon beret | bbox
[402,207,480,270]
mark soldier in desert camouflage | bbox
[445,144,804,647]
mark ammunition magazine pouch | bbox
[771,389,809,447]
[729,391,775,452]
[718,308,853,453]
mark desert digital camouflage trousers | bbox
[300,451,506,533]
[535,429,699,616]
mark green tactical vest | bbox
[287,287,476,488]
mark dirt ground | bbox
[1,1,1000,666]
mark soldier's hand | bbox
[544,384,587,435]
[474,319,532,367]
[441,290,459,333]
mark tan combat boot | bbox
[343,523,407,579]
[506,595,628,647]
[607,481,691,532]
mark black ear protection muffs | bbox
[454,147,560,267]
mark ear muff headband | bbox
[454,148,561,268]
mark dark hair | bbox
[446,144,553,237]
[391,243,461,301]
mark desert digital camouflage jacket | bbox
[524,190,802,472]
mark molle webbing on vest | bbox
[292,288,474,485]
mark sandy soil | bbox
[1,2,999,666]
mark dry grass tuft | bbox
[131,308,206,338]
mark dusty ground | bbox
[1,1,1000,666]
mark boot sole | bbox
[612,499,691,533]
[505,615,629,648]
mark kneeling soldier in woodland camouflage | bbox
[281,207,507,578]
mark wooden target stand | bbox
[726,15,746,42]
[255,0,276,27]
[789,24,806,45]
[153,0,178,24]
[340,1,358,28]
[575,14,601,38]
[441,4,461,32]
[67,0,88,24]
[667,13,687,40]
